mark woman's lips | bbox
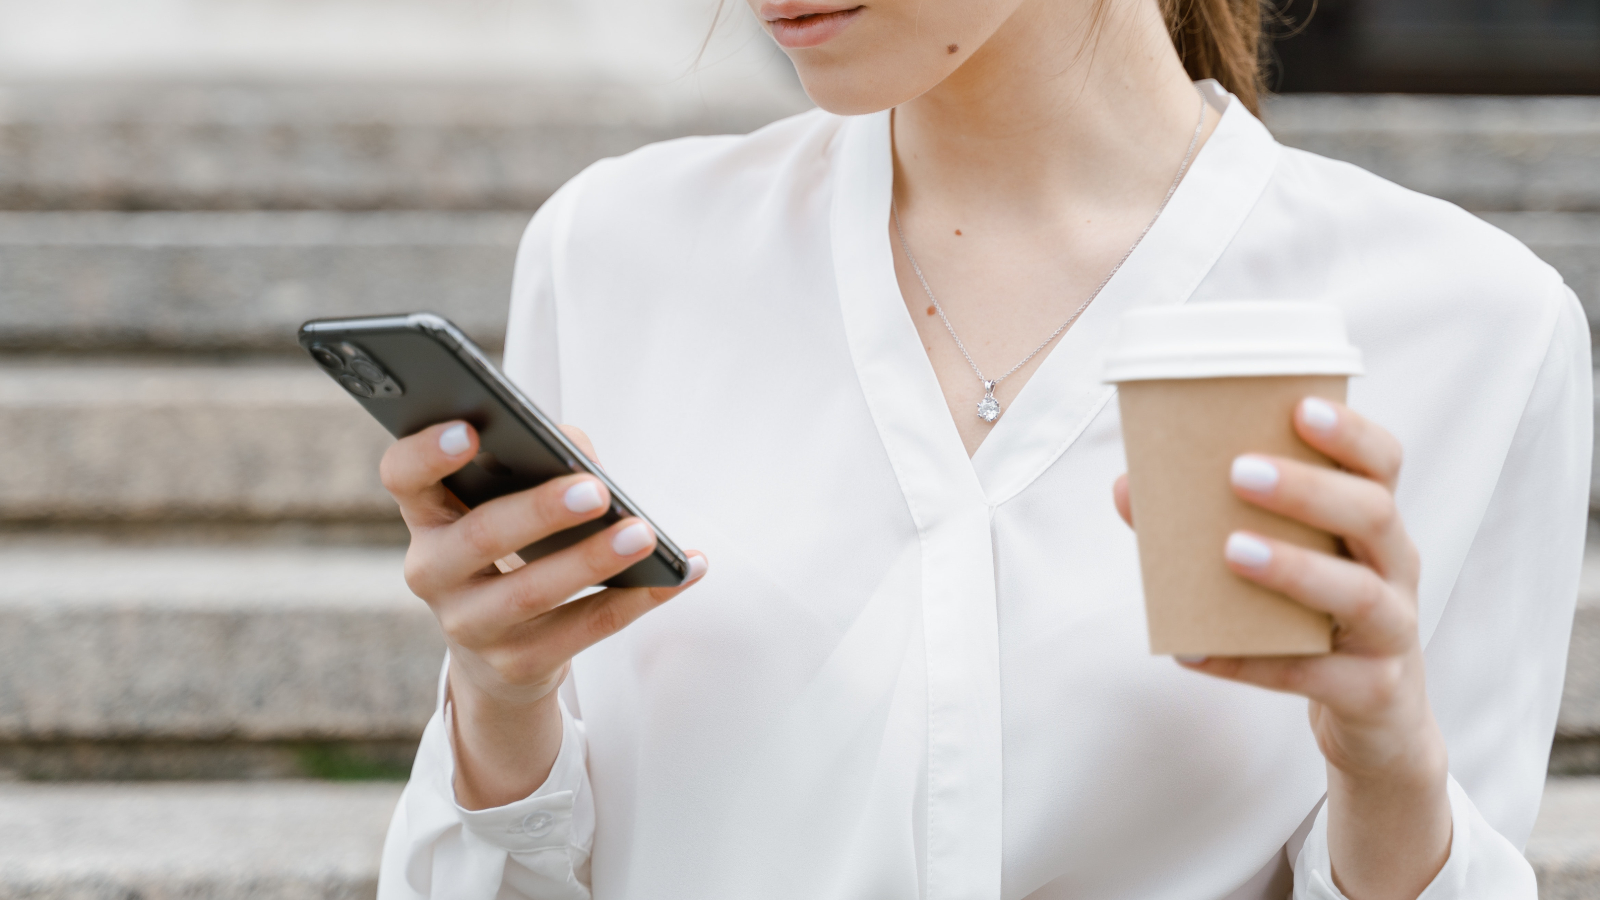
[765,5,863,49]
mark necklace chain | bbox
[892,93,1208,422]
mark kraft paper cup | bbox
[1104,302,1364,657]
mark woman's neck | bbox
[892,0,1212,221]
[884,0,1219,456]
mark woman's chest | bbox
[550,237,1329,898]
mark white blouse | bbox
[377,81,1591,900]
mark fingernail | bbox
[1225,531,1273,568]
[563,480,604,513]
[1300,397,1338,433]
[1231,455,1279,493]
[439,423,471,456]
[611,522,654,556]
[1175,654,1208,665]
[686,555,708,582]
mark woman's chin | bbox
[799,84,899,117]
[788,60,947,117]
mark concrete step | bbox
[0,359,395,522]
[0,531,1591,779]
[0,0,789,89]
[0,84,1593,213]
[1530,777,1600,899]
[0,211,525,353]
[7,359,1600,524]
[0,780,403,900]
[0,81,811,212]
[1262,94,1600,213]
[0,211,1594,356]
[0,539,440,780]
[1558,540,1600,776]
[0,778,1589,899]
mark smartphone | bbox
[298,312,689,588]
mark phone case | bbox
[298,312,688,588]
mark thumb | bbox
[558,424,605,470]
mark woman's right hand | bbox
[380,420,706,809]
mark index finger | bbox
[525,553,709,660]
[1293,398,1402,491]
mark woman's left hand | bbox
[1114,397,1452,900]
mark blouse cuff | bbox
[439,691,593,856]
[1293,774,1537,899]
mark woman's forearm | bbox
[1323,705,1453,900]
[449,662,566,811]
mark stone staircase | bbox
[0,83,1597,897]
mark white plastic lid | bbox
[1102,301,1363,382]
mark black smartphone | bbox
[298,312,689,588]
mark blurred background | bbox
[0,0,1596,896]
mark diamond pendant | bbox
[976,381,1001,422]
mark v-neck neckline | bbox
[832,80,1282,510]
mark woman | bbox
[377,0,1590,897]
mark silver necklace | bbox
[893,94,1208,424]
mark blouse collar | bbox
[831,80,1282,509]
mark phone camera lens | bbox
[350,358,387,383]
[338,373,375,397]
[310,346,345,371]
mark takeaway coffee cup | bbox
[1103,302,1364,657]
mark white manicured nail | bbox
[439,423,471,456]
[1231,455,1279,493]
[611,522,654,556]
[563,480,604,513]
[686,555,708,582]
[1226,532,1273,569]
[1175,655,1208,665]
[1300,397,1338,433]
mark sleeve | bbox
[377,169,604,900]
[502,161,607,420]
[377,657,596,900]
[1290,286,1593,899]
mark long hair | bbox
[1160,0,1265,114]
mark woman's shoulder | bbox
[508,105,848,340]
[1267,145,1567,305]
[564,106,845,219]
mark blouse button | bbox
[512,810,556,837]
